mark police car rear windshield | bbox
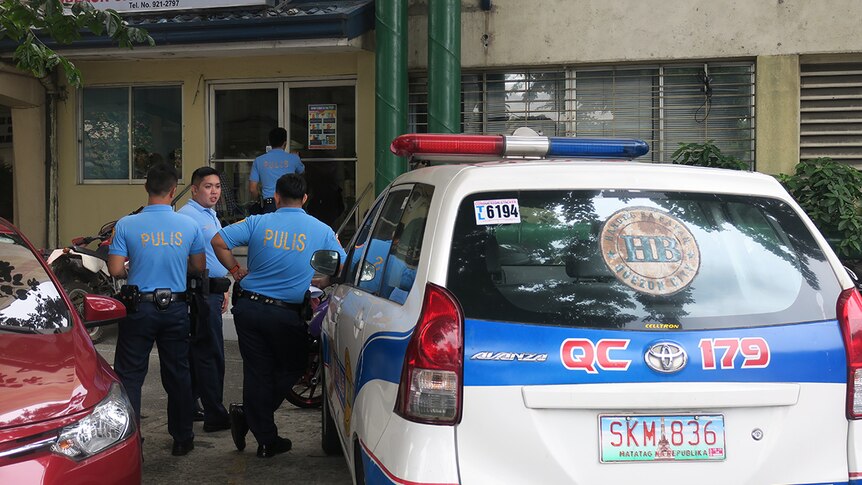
[0,234,71,334]
[447,190,841,330]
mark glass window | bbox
[446,190,840,330]
[663,65,754,164]
[83,87,129,180]
[82,85,182,182]
[0,232,71,334]
[345,193,386,284]
[289,85,356,159]
[572,68,657,149]
[408,63,755,165]
[380,184,433,304]
[213,88,278,160]
[357,188,411,295]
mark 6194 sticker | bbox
[474,198,521,225]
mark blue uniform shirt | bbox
[178,199,229,278]
[109,205,206,292]
[249,148,305,199]
[218,208,346,303]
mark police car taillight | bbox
[390,133,649,159]
[395,283,463,425]
[838,287,862,419]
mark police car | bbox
[311,132,862,485]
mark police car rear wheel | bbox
[321,369,342,456]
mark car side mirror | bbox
[82,294,126,328]
[311,250,341,277]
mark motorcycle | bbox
[46,217,127,343]
[285,286,328,408]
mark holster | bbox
[187,272,209,340]
[300,290,313,321]
[187,272,210,298]
[119,285,140,313]
[153,288,172,311]
[231,282,241,307]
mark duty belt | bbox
[209,277,232,293]
[139,292,187,303]
[262,197,275,204]
[236,288,302,312]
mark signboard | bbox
[308,104,337,150]
[64,0,272,14]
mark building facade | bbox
[1,0,861,248]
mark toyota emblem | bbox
[644,342,687,373]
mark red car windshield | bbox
[0,232,71,334]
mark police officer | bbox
[107,163,206,457]
[212,173,345,458]
[178,167,232,432]
[249,127,304,213]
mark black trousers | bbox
[190,293,229,423]
[231,297,306,446]
[114,301,194,442]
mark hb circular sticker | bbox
[599,207,700,296]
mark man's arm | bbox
[188,253,206,276]
[212,234,247,281]
[248,181,260,200]
[108,254,127,278]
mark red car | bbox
[0,218,141,484]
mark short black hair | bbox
[145,162,179,196]
[276,173,306,201]
[269,127,288,148]
[191,166,220,186]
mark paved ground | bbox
[95,332,352,485]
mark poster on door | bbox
[308,104,337,150]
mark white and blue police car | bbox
[311,131,862,484]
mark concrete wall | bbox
[409,0,862,68]
[755,55,800,175]
[56,51,375,245]
[404,0,862,175]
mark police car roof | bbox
[390,159,790,200]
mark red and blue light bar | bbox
[390,134,650,160]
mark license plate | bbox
[599,415,726,463]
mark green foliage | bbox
[0,0,154,87]
[777,157,862,258]
[671,140,749,171]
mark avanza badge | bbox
[599,207,701,296]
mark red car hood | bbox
[0,328,112,430]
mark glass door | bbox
[209,83,281,225]
[209,80,357,238]
[289,82,357,237]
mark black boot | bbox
[257,437,292,458]
[229,403,248,451]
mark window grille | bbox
[800,62,862,168]
[409,62,755,164]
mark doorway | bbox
[0,106,13,222]
[208,80,357,238]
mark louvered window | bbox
[800,62,862,168]
[409,62,755,164]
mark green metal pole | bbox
[428,0,461,134]
[375,0,408,194]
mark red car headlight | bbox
[51,383,136,460]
